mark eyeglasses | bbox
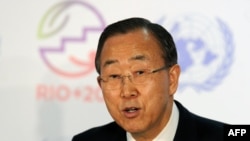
[98,66,170,90]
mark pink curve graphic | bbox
[39,1,106,78]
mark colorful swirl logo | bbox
[37,1,105,78]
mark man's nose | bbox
[120,76,138,98]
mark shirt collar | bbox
[126,102,179,141]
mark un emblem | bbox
[162,14,234,91]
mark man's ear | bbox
[97,76,102,88]
[168,64,181,95]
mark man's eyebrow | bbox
[103,59,118,68]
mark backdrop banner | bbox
[0,0,249,141]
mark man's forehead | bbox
[100,29,164,68]
[102,54,149,68]
[130,54,148,61]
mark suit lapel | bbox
[174,101,198,141]
[109,122,127,141]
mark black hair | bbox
[95,17,178,74]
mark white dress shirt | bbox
[127,102,179,141]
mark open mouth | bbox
[124,107,140,113]
[122,105,141,118]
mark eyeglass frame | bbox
[98,65,173,90]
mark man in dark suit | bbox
[72,17,227,141]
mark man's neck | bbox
[127,101,179,141]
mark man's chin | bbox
[119,123,145,134]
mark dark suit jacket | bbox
[72,101,227,141]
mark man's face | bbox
[98,29,180,138]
